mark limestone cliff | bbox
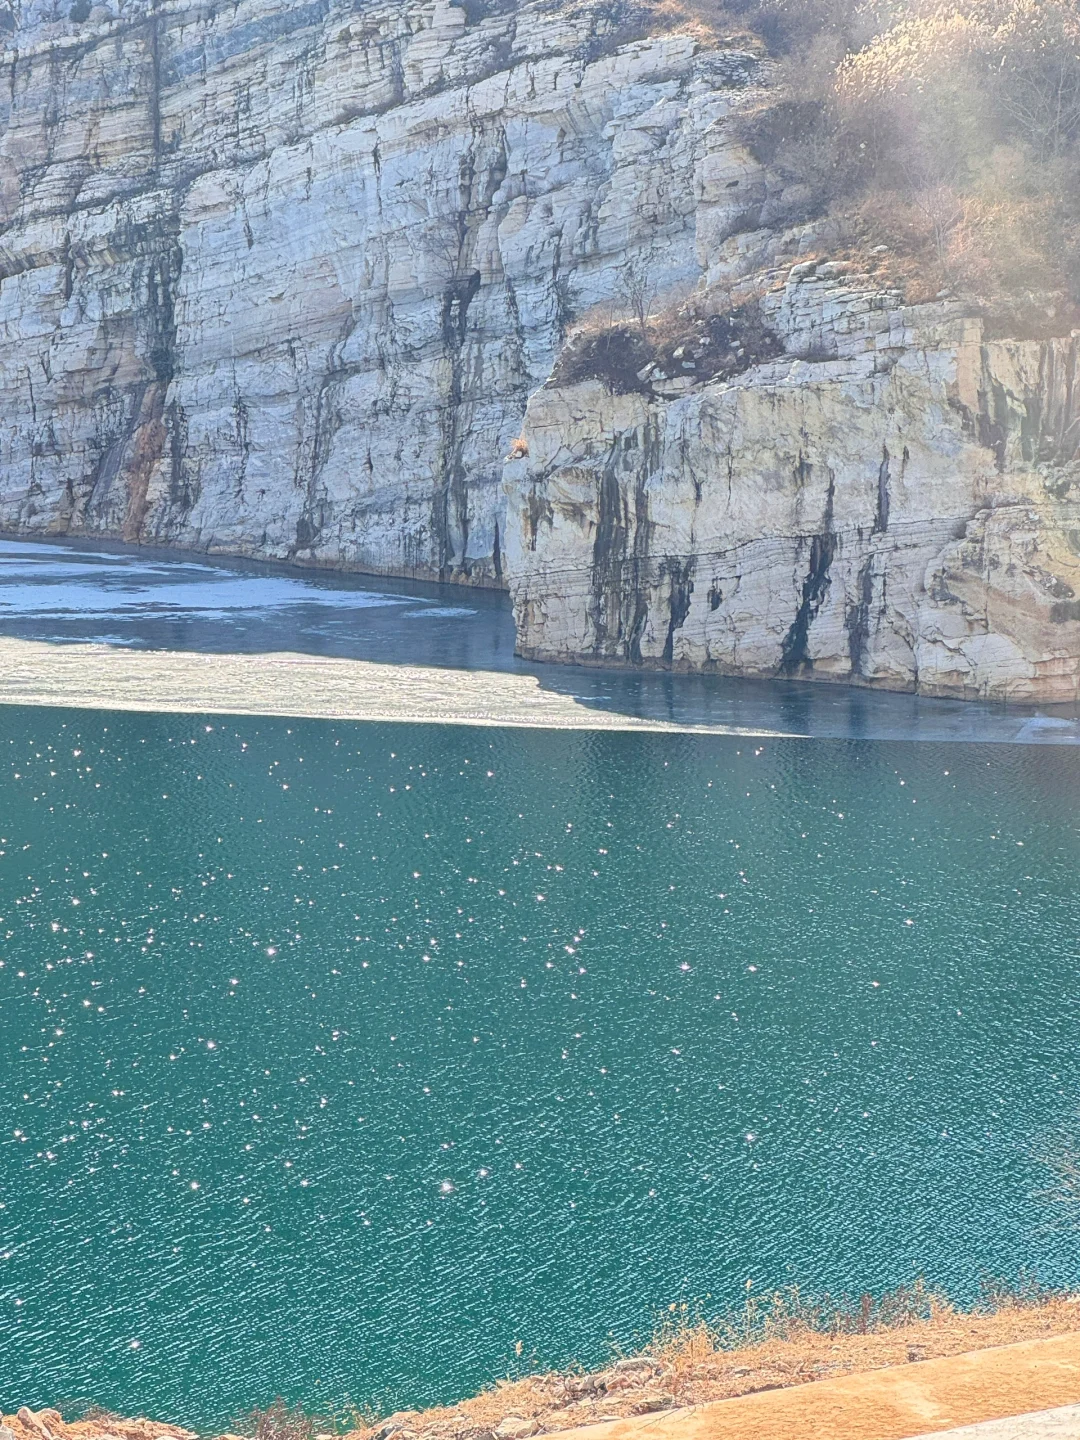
[2,0,1079,699]
[0,0,764,582]
[504,268,1080,702]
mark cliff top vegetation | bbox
[647,0,1080,329]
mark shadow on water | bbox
[1,533,1078,743]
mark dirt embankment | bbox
[348,1299,1080,1440]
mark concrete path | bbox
[907,1405,1080,1437]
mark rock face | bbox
[0,0,765,581]
[504,270,1080,701]
[3,0,1079,699]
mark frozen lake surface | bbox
[0,536,1076,743]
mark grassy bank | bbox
[339,1286,1080,1440]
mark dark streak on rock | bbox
[492,517,502,581]
[435,264,482,575]
[976,355,1010,471]
[661,560,694,663]
[873,444,889,533]
[61,236,74,301]
[147,9,163,168]
[431,128,510,582]
[589,422,659,661]
[69,207,184,540]
[1035,334,1080,465]
[525,483,553,551]
[780,467,836,673]
[164,398,192,513]
[846,557,874,676]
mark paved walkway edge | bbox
[907,1401,1080,1437]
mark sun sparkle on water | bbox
[0,709,1078,1426]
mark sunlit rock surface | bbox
[504,271,1080,702]
[0,0,764,582]
[3,0,1079,698]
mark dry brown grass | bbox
[635,0,763,49]
[340,1288,1080,1440]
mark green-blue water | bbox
[1,708,1079,1426]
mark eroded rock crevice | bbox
[780,472,836,675]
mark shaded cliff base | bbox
[7,1288,1080,1440]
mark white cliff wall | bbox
[504,270,1080,702]
[6,0,1079,702]
[0,0,765,581]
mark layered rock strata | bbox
[504,269,1080,701]
[3,0,1079,698]
[0,0,765,581]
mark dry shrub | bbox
[948,193,1061,293]
[684,0,872,56]
[734,87,841,209]
[978,1272,1063,1309]
[645,1277,1073,1375]
[550,320,651,393]
[244,1401,326,1440]
[632,0,876,51]
[717,0,1080,321]
[969,0,1080,161]
[638,0,763,47]
[551,294,782,395]
[639,1278,1062,1401]
[653,1280,950,1360]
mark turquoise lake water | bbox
[2,704,1080,1427]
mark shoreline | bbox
[0,537,1077,742]
[7,1295,1080,1440]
